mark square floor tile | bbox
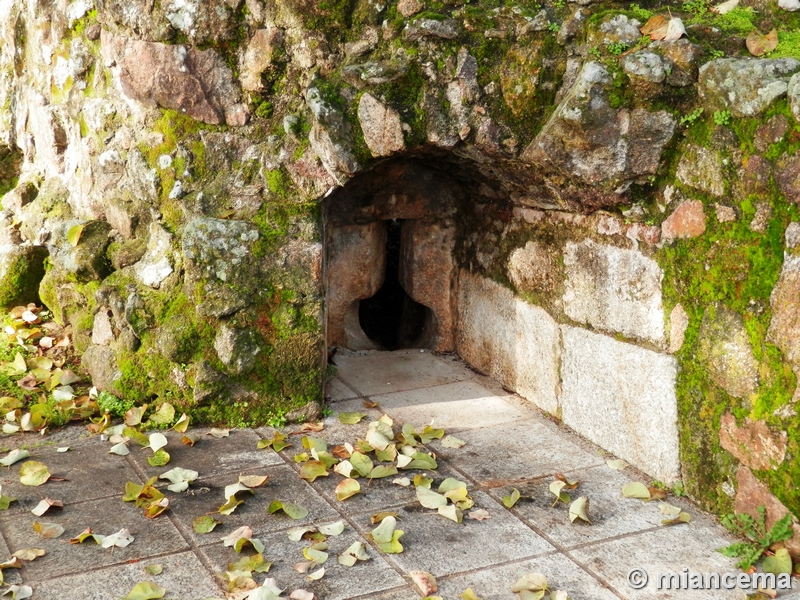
[334,351,467,396]
[167,464,340,546]
[0,443,142,510]
[351,491,554,578]
[370,381,528,431]
[436,553,619,600]
[487,466,668,548]
[32,551,222,599]
[3,495,189,581]
[428,420,604,485]
[326,377,360,402]
[570,522,745,599]
[201,522,407,600]
[126,428,282,481]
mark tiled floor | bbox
[0,349,797,599]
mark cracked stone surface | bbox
[1,351,796,600]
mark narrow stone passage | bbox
[1,351,797,599]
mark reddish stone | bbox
[776,154,800,206]
[754,114,789,154]
[735,467,800,559]
[739,155,772,197]
[719,413,787,471]
[627,223,661,245]
[661,200,706,241]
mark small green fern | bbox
[718,506,794,570]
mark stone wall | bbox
[0,0,798,542]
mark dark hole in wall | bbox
[358,219,428,350]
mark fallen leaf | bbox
[746,28,778,56]
[441,435,466,449]
[144,497,169,519]
[569,496,590,523]
[291,589,317,599]
[461,588,482,600]
[1,585,32,599]
[502,488,521,509]
[30,498,63,516]
[12,548,45,562]
[294,561,314,573]
[299,460,329,483]
[181,433,200,446]
[417,486,448,509]
[123,581,165,600]
[420,424,444,444]
[192,515,220,534]
[303,547,328,565]
[335,479,361,501]
[172,413,189,433]
[148,433,168,453]
[437,504,463,523]
[661,511,692,526]
[147,449,171,467]
[101,528,135,548]
[338,541,371,566]
[20,461,50,486]
[370,516,404,554]
[109,442,130,456]
[257,431,291,452]
[350,452,373,477]
[160,467,199,493]
[56,447,69,453]
[208,428,230,438]
[370,511,398,524]
[298,422,324,433]
[338,412,367,425]
[659,502,682,517]
[144,564,162,576]
[512,573,549,594]
[712,0,739,13]
[621,482,651,500]
[268,500,309,520]
[467,509,491,521]
[363,400,379,409]
[318,521,345,536]
[66,224,85,247]
[0,449,30,467]
[0,493,16,510]
[125,405,147,427]
[647,486,668,501]
[663,17,686,41]
[33,522,64,539]
[641,14,668,39]
[393,477,411,487]
[368,465,398,479]
[606,459,629,470]
[411,571,438,596]
[149,403,175,426]
[0,557,21,570]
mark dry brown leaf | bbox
[746,29,778,56]
[294,561,314,573]
[641,14,669,40]
[331,445,351,459]
[363,400,379,409]
[467,509,492,521]
[647,486,668,501]
[370,511,398,524]
[410,571,438,596]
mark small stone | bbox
[240,27,283,92]
[397,0,423,17]
[668,303,689,354]
[621,50,667,84]
[754,114,788,153]
[82,344,121,394]
[225,103,250,127]
[404,18,460,41]
[214,325,262,375]
[714,203,737,223]
[357,93,405,157]
[589,14,641,46]
[91,308,115,346]
[785,221,800,249]
[749,202,772,233]
[776,153,800,206]
[739,155,772,197]
[720,413,787,471]
[779,0,800,10]
[768,254,800,368]
[676,144,724,196]
[789,73,800,121]
[698,303,759,399]
[661,200,707,241]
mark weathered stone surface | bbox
[714,203,737,223]
[587,14,641,46]
[457,271,562,416]
[56,220,113,283]
[698,303,759,399]
[698,58,800,117]
[358,93,405,157]
[399,220,456,352]
[82,344,121,393]
[404,18,460,41]
[668,303,689,354]
[522,62,676,192]
[786,221,800,249]
[163,0,240,45]
[507,240,560,294]
[91,307,115,346]
[560,325,680,483]
[676,144,724,196]
[342,62,407,88]
[754,114,789,153]
[397,0,423,17]
[562,239,665,345]
[661,200,707,241]
[134,223,174,289]
[621,50,667,84]
[768,254,800,368]
[306,84,360,184]
[749,201,773,233]
[789,72,800,122]
[214,324,262,375]
[719,413,787,470]
[1,181,37,213]
[101,31,242,125]
[182,218,261,318]
[0,244,47,308]
[326,222,385,350]
[776,153,800,206]
[735,467,800,559]
[500,43,544,117]
[740,154,773,197]
[240,27,284,92]
[649,39,703,87]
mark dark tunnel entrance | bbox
[358,219,429,350]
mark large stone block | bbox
[457,271,561,416]
[560,325,680,483]
[562,239,665,345]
